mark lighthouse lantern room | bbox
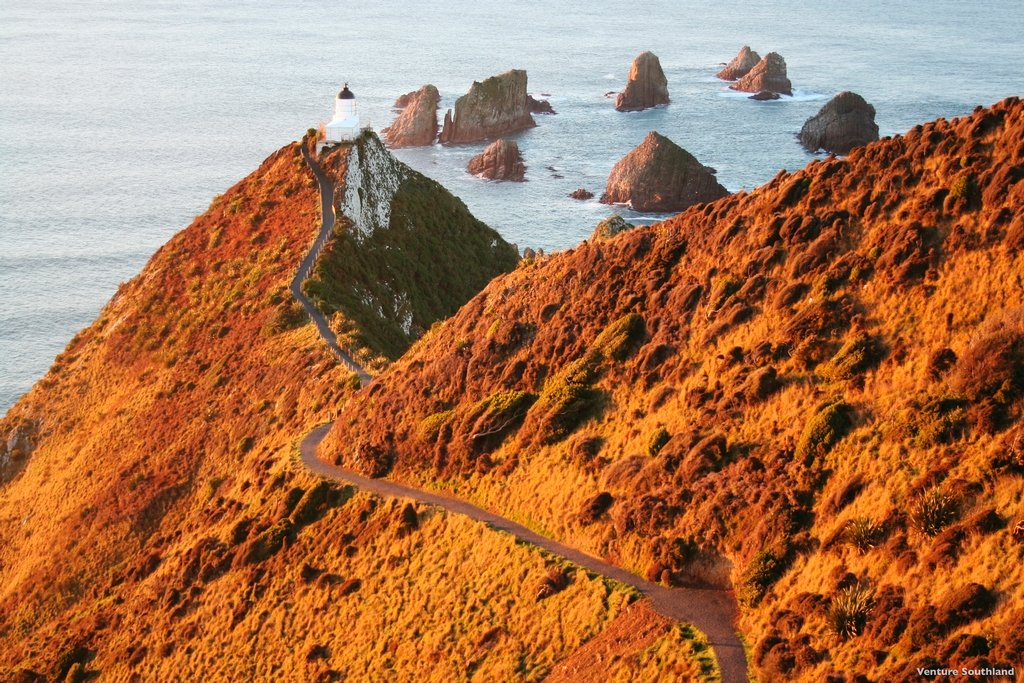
[325,83,361,143]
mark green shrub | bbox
[820,333,883,381]
[909,488,959,536]
[739,549,785,606]
[240,520,292,565]
[467,390,537,448]
[895,395,968,446]
[828,585,873,639]
[709,275,743,310]
[948,174,976,200]
[291,481,350,528]
[795,399,853,463]
[418,410,454,443]
[647,427,671,457]
[534,362,603,444]
[471,390,536,424]
[591,313,645,360]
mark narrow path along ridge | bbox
[294,142,749,683]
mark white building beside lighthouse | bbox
[325,83,362,143]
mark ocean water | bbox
[2,0,1023,415]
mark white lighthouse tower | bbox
[325,83,361,143]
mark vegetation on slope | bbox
[303,132,519,359]
[324,98,1024,681]
[0,140,643,681]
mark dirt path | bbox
[295,146,749,683]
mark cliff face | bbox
[305,132,519,359]
[600,131,728,212]
[615,51,670,112]
[323,99,1024,682]
[0,135,593,682]
[438,69,536,144]
[382,84,440,148]
[800,91,880,154]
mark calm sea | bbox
[2,0,1023,415]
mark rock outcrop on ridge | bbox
[717,46,761,81]
[439,69,536,144]
[615,51,670,112]
[591,214,635,240]
[467,139,526,181]
[799,91,880,154]
[732,52,792,96]
[382,84,441,148]
[600,131,728,212]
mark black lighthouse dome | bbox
[338,83,355,100]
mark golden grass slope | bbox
[324,98,1024,681]
[0,141,663,682]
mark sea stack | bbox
[600,132,728,212]
[467,139,526,181]
[731,52,792,96]
[799,91,880,154]
[382,85,441,148]
[527,95,556,114]
[439,69,536,144]
[717,46,761,81]
[615,51,670,112]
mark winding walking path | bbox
[294,145,748,683]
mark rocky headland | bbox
[438,69,536,144]
[799,91,880,154]
[600,131,728,212]
[615,51,670,112]
[467,139,526,181]
[731,52,792,96]
[717,46,761,81]
[322,98,1024,683]
[382,84,440,148]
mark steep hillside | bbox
[324,98,1024,681]
[0,138,629,681]
[305,132,519,361]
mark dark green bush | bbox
[418,409,454,443]
[291,481,350,528]
[820,333,883,380]
[739,549,785,606]
[591,312,645,360]
[647,427,671,457]
[795,399,853,463]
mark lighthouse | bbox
[325,83,362,143]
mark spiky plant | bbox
[828,584,873,639]
[909,488,959,536]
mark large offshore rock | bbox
[615,51,670,112]
[467,139,526,181]
[382,85,440,148]
[731,52,792,96]
[799,91,880,154]
[439,69,536,144]
[600,132,728,212]
[717,46,761,81]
